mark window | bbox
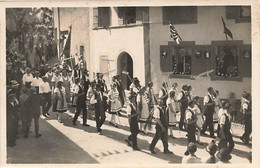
[93,7,111,28]
[226,6,251,23]
[212,40,243,81]
[118,7,136,25]
[215,46,238,77]
[162,6,197,25]
[173,46,192,75]
[160,41,194,75]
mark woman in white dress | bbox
[213,90,222,121]
[194,96,204,145]
[137,86,149,134]
[108,83,122,127]
[167,91,178,139]
[53,81,68,123]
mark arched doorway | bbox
[117,52,133,90]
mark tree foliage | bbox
[6,7,55,68]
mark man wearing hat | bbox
[95,73,107,93]
[25,87,42,138]
[218,100,234,154]
[184,99,198,156]
[32,71,43,94]
[22,67,34,88]
[201,87,216,138]
[39,76,52,117]
[182,142,201,163]
[240,93,252,145]
[203,140,218,163]
[149,101,173,154]
[177,84,188,130]
[7,93,18,147]
[92,83,106,134]
[73,78,89,127]
[125,90,140,151]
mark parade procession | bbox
[4,4,254,165]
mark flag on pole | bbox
[169,22,182,44]
[62,25,72,58]
[221,16,233,40]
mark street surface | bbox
[7,108,252,164]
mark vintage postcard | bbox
[1,0,260,167]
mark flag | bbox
[221,16,233,39]
[169,22,182,44]
[62,25,72,58]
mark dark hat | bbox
[206,140,217,155]
[34,71,40,74]
[133,77,139,82]
[188,142,197,153]
[216,148,232,161]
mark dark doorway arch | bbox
[117,52,133,90]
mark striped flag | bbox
[169,22,182,44]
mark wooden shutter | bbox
[136,7,143,24]
[118,7,124,25]
[160,45,171,72]
[239,44,251,77]
[93,8,98,28]
[98,7,110,27]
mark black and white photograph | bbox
[1,0,260,167]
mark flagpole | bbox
[58,7,61,59]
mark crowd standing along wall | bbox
[149,6,251,99]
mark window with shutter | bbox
[118,7,136,25]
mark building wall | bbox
[53,8,90,67]
[149,6,251,98]
[89,8,145,86]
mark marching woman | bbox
[166,91,179,139]
[129,77,141,104]
[213,90,222,121]
[108,82,122,128]
[61,69,71,105]
[193,96,204,145]
[53,81,68,123]
[137,86,149,134]
[86,81,96,120]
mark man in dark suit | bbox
[201,87,216,138]
[81,69,90,93]
[7,94,18,147]
[93,83,106,135]
[73,78,89,127]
